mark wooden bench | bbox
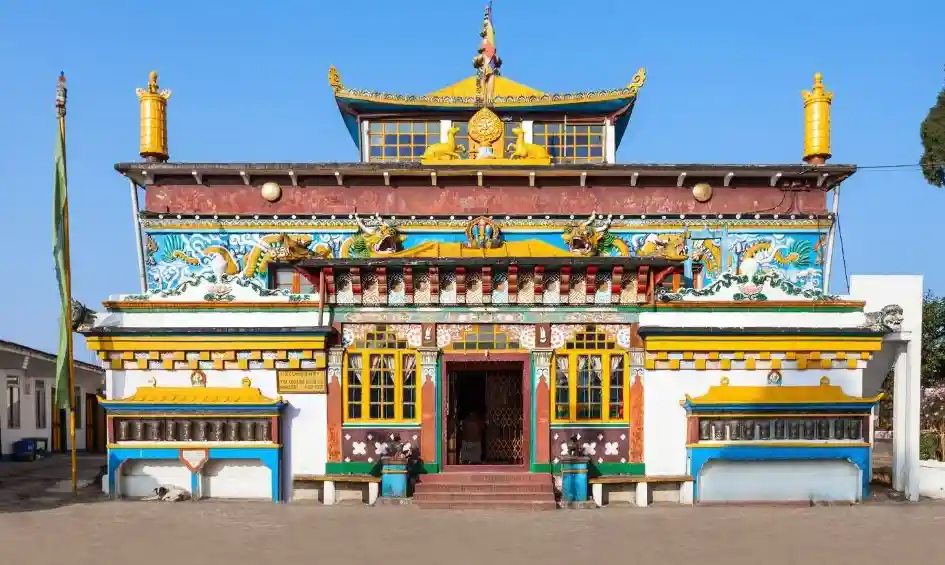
[589,475,694,507]
[293,474,380,505]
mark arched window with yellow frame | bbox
[552,326,628,423]
[343,325,419,423]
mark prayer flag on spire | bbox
[482,2,498,73]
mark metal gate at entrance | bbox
[445,363,525,467]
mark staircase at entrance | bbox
[413,470,556,510]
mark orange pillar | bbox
[533,350,553,466]
[419,349,439,470]
[326,347,344,463]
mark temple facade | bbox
[79,7,923,506]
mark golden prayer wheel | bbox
[802,72,832,164]
[136,71,172,162]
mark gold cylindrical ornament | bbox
[136,71,172,162]
[802,72,832,164]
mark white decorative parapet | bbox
[657,272,838,303]
[111,273,317,303]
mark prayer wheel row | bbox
[697,417,864,442]
[116,419,272,442]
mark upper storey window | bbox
[367,121,441,162]
[532,123,605,164]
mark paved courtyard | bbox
[3,499,945,565]
[2,441,940,565]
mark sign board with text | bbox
[277,370,327,394]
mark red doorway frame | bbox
[441,353,531,472]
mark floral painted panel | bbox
[342,427,424,464]
[551,427,628,465]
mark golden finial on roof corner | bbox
[719,376,730,386]
[328,66,343,91]
[136,71,171,163]
[241,376,253,388]
[802,72,833,165]
[628,68,647,94]
[820,376,831,385]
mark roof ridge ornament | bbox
[473,2,501,106]
[328,66,343,91]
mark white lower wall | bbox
[121,460,191,497]
[699,460,861,502]
[282,393,327,501]
[202,460,272,499]
[643,369,864,476]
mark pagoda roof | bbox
[329,66,646,151]
[428,75,544,99]
[681,377,883,412]
[100,378,283,408]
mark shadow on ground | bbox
[0,454,108,514]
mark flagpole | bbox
[56,73,78,496]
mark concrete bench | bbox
[589,475,693,507]
[293,474,380,506]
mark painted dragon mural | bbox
[145,232,343,291]
[561,212,628,256]
[142,225,828,293]
[340,213,406,258]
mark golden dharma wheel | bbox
[468,107,503,146]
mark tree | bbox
[920,80,945,187]
[922,291,945,386]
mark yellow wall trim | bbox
[645,335,883,353]
[99,349,327,372]
[647,351,871,372]
[87,335,327,352]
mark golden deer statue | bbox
[421,125,465,161]
[507,126,550,160]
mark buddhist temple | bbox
[77,5,924,506]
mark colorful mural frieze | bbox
[690,232,827,290]
[145,231,346,291]
[658,271,837,302]
[143,223,828,293]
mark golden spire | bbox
[802,72,833,164]
[136,71,172,162]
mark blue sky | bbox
[0,0,942,356]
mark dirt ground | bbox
[2,441,940,565]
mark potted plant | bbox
[919,388,945,498]
[380,433,411,499]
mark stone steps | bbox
[414,471,556,510]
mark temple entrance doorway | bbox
[445,361,525,468]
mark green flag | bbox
[53,72,72,410]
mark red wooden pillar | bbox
[629,368,644,463]
[419,347,438,469]
[534,349,552,466]
[327,347,344,463]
